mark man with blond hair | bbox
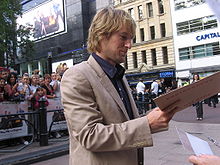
[61,7,177,165]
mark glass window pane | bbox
[192,45,205,58]
[179,47,190,60]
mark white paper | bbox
[176,128,214,156]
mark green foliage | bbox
[0,0,34,68]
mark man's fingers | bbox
[188,155,198,164]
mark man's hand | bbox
[146,103,178,133]
[189,155,220,165]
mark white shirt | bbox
[151,81,159,95]
[50,80,61,98]
[136,81,145,94]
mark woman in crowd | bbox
[41,74,56,99]
[192,73,203,120]
[32,87,49,109]
[0,78,13,102]
[7,73,19,99]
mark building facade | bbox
[170,0,220,86]
[114,0,175,87]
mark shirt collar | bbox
[92,53,125,79]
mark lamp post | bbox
[47,51,52,74]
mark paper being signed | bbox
[176,128,213,156]
[154,71,220,112]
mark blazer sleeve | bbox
[61,66,153,152]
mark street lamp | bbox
[47,51,52,74]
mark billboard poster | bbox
[17,0,66,41]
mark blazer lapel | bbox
[87,56,130,120]
[122,77,140,118]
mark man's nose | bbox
[125,40,132,49]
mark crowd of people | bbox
[0,69,63,105]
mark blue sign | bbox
[159,71,174,78]
[196,32,220,41]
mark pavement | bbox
[0,103,220,165]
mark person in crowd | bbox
[158,78,166,96]
[7,72,19,99]
[189,154,220,165]
[170,79,178,91]
[0,70,9,81]
[136,79,145,102]
[16,73,32,101]
[42,74,56,99]
[207,94,218,108]
[151,79,159,97]
[136,79,145,95]
[32,87,49,109]
[192,73,203,120]
[30,74,40,95]
[61,7,178,165]
[0,78,13,102]
[50,72,61,98]
[39,77,45,87]
[150,79,159,108]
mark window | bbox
[179,47,190,60]
[192,45,205,58]
[128,8,135,19]
[160,23,166,37]
[162,47,168,64]
[147,2,153,17]
[141,50,147,64]
[177,15,217,35]
[124,55,128,69]
[207,42,220,56]
[174,0,205,11]
[140,28,145,42]
[189,18,202,32]
[132,52,137,68]
[179,42,220,60]
[150,26,155,40]
[151,49,157,66]
[138,5,143,19]
[133,36,136,44]
[158,0,164,14]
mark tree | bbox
[0,0,34,69]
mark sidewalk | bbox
[0,103,220,165]
[0,138,69,165]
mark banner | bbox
[47,98,67,132]
[0,101,29,140]
[0,99,67,141]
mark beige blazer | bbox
[61,56,153,165]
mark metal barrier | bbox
[0,99,68,152]
[133,92,157,115]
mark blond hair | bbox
[87,7,136,53]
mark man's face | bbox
[51,73,57,80]
[98,26,132,66]
[0,79,5,87]
[22,76,29,84]
[1,71,8,80]
[32,76,39,84]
